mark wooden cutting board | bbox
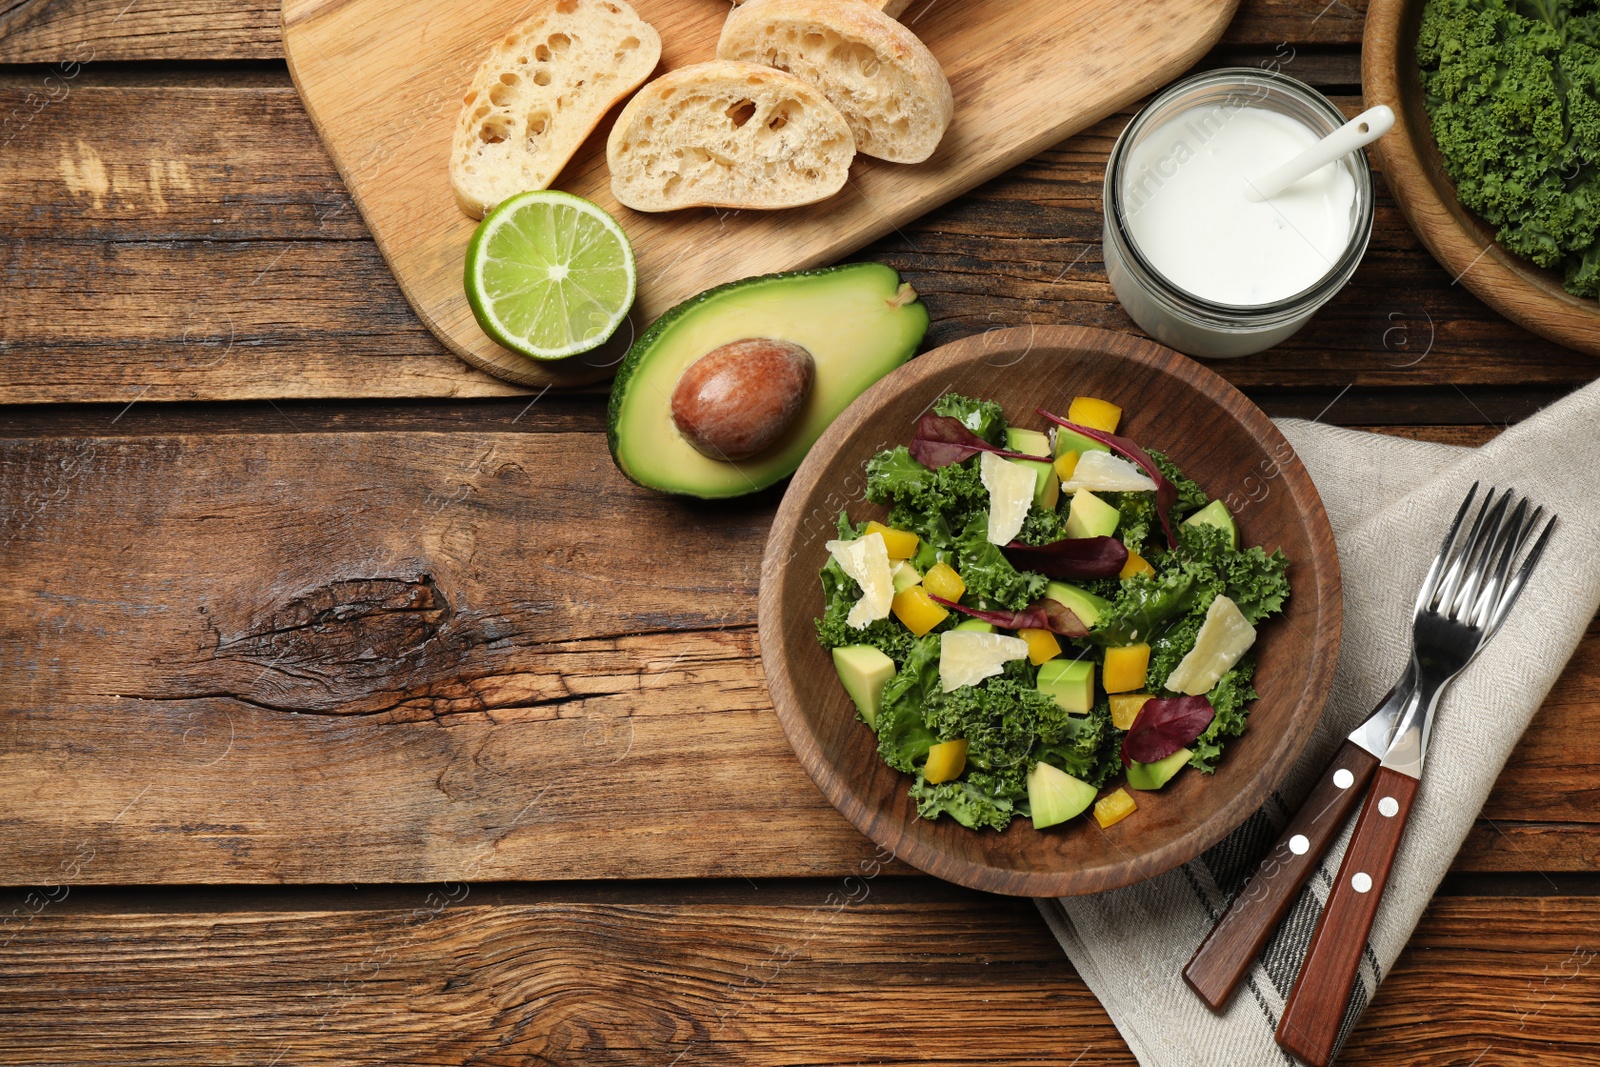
[280,0,1239,388]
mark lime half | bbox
[465,190,636,360]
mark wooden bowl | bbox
[758,326,1342,896]
[1364,0,1600,356]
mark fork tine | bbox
[1432,486,1497,616]
[1470,496,1531,628]
[1415,482,1479,615]
[1487,512,1557,634]
[1451,490,1514,621]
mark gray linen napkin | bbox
[1037,378,1600,1066]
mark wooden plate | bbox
[758,326,1342,897]
[1364,0,1600,356]
[279,0,1239,388]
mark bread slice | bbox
[717,0,952,164]
[606,60,856,212]
[733,0,915,17]
[451,0,661,218]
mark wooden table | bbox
[2,1,1597,1062]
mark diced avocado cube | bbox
[1013,458,1060,509]
[1005,428,1051,457]
[1183,499,1238,550]
[831,645,897,728]
[1053,427,1112,459]
[1027,761,1099,829]
[1126,748,1193,791]
[890,560,922,594]
[952,618,995,633]
[1064,488,1120,539]
[1037,658,1094,714]
[1044,581,1112,628]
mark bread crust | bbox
[606,60,857,212]
[717,0,952,163]
[451,0,662,219]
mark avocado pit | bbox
[670,338,815,461]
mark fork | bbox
[1275,485,1556,1065]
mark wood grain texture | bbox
[0,0,1372,66]
[1,427,1596,885]
[1363,0,1600,357]
[760,326,1342,896]
[1184,738,1382,1010]
[5,85,1597,403]
[280,0,1239,387]
[0,890,1593,1065]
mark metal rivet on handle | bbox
[1333,768,1354,789]
[1378,796,1399,817]
[1289,834,1310,856]
[1352,872,1373,893]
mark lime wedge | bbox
[464,190,636,360]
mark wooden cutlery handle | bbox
[1183,739,1381,1010]
[1275,766,1421,1067]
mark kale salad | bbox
[813,393,1291,833]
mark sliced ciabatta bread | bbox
[451,0,661,218]
[606,60,856,212]
[717,0,952,164]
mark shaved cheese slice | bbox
[1164,594,1257,695]
[825,532,894,629]
[939,630,1031,693]
[1060,450,1159,493]
[980,451,1035,545]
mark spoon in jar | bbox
[1244,104,1395,202]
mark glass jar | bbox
[1102,68,1375,359]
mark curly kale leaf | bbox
[1226,544,1292,624]
[1109,490,1159,557]
[875,634,942,773]
[1417,0,1600,297]
[1148,448,1209,522]
[1092,569,1197,646]
[955,513,1049,609]
[925,677,1066,776]
[1033,701,1116,788]
[865,446,986,553]
[932,392,1009,446]
[910,774,1017,831]
[1189,659,1259,773]
[1018,501,1068,546]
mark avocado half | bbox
[607,263,930,498]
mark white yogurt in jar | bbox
[1119,105,1356,306]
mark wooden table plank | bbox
[5,82,1594,403]
[0,0,1366,64]
[0,888,1591,1065]
[4,428,1596,884]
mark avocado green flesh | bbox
[1044,581,1111,628]
[608,264,929,498]
[1065,489,1120,539]
[832,645,897,728]
[1037,657,1094,714]
[952,619,995,633]
[1054,428,1111,458]
[1126,748,1192,791]
[1028,762,1098,828]
[1184,499,1239,549]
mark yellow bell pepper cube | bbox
[1103,643,1150,693]
[1067,396,1123,434]
[1018,628,1062,666]
[864,521,919,560]
[1053,451,1080,481]
[921,561,966,604]
[1119,550,1155,579]
[892,587,949,637]
[923,739,968,784]
[1109,692,1154,731]
[1094,787,1137,829]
